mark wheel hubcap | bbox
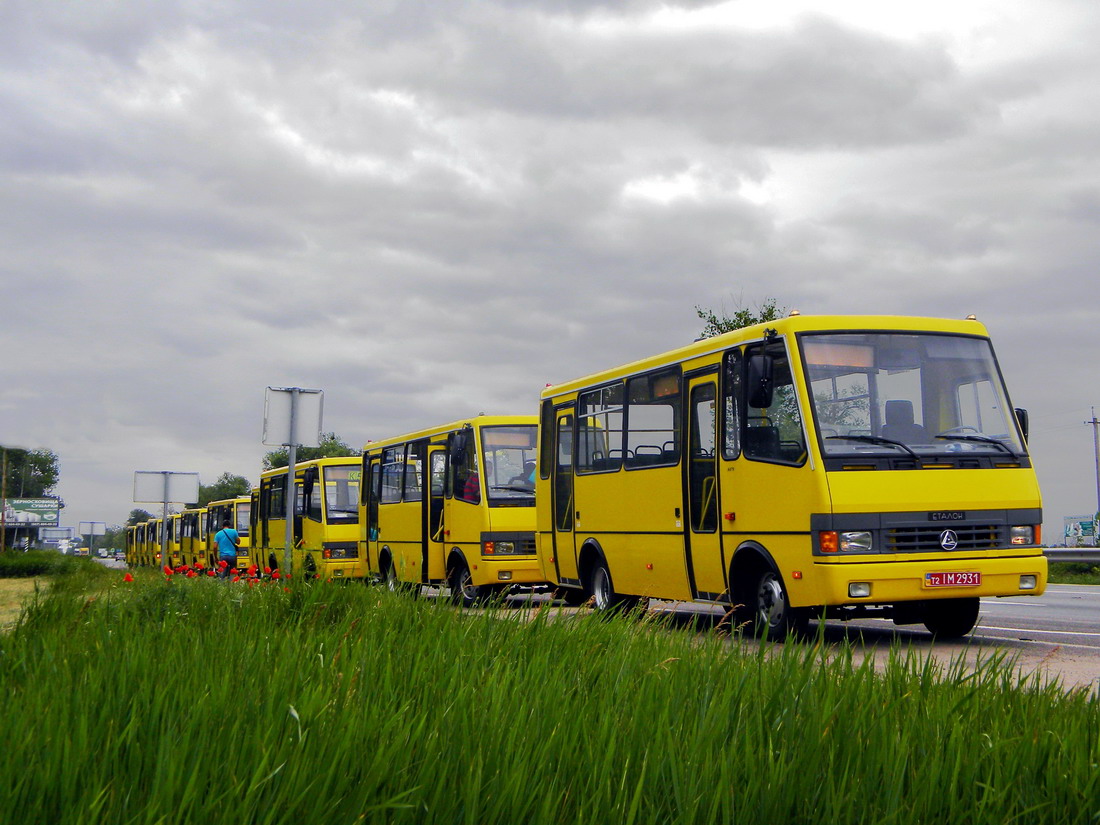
[593,567,611,609]
[757,574,786,628]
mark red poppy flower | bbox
[232,575,240,583]
[187,571,198,579]
[218,559,228,569]
[272,571,281,580]
[247,565,258,576]
[264,567,271,575]
[123,572,134,583]
[207,570,216,577]
[248,580,256,588]
[284,587,291,593]
[195,561,205,569]
[163,565,173,576]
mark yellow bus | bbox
[125,524,139,567]
[180,506,208,568]
[361,416,541,605]
[167,513,183,569]
[256,458,362,579]
[207,496,252,570]
[145,517,163,567]
[537,314,1045,639]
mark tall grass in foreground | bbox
[1,575,1097,825]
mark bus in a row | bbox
[128,496,252,571]
[536,313,1045,638]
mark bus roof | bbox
[362,414,538,453]
[541,313,991,400]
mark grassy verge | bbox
[0,572,1097,824]
[1048,562,1100,585]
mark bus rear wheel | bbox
[922,597,979,639]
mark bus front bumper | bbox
[810,553,1048,606]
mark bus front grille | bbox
[887,525,1000,553]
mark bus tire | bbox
[751,567,807,641]
[589,559,639,614]
[922,597,979,639]
[449,559,488,607]
[382,555,419,599]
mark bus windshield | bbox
[801,332,1025,459]
[236,502,250,536]
[482,425,537,503]
[324,466,361,522]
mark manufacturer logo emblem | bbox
[939,530,959,550]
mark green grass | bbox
[0,571,1097,824]
[1049,562,1100,585]
[0,549,113,579]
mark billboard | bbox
[1063,515,1098,547]
[2,498,60,525]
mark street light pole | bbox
[1088,406,1100,519]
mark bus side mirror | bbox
[746,353,775,409]
[450,429,469,466]
[1015,408,1029,444]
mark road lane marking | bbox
[978,623,1100,638]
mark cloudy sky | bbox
[2,0,1098,541]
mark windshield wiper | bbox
[490,485,534,494]
[825,435,923,464]
[934,434,1015,455]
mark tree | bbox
[262,432,358,470]
[695,295,786,339]
[127,509,154,526]
[197,472,252,506]
[1,446,61,497]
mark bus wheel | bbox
[449,560,485,608]
[590,560,638,613]
[752,568,806,641]
[382,558,399,592]
[922,598,979,639]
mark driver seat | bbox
[880,400,929,443]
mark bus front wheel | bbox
[751,567,807,641]
[449,560,491,607]
[589,560,639,613]
[922,597,979,639]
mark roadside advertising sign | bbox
[2,497,60,525]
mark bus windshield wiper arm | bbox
[490,485,534,494]
[934,434,1014,455]
[825,435,923,464]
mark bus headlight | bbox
[840,531,873,553]
[1010,526,1034,545]
[849,582,872,598]
[1019,575,1037,590]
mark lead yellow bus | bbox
[537,314,1045,639]
[255,458,362,579]
[361,416,541,604]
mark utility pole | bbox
[1088,407,1100,519]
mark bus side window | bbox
[723,348,742,460]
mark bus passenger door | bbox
[685,375,724,600]
[364,456,380,576]
[427,447,446,579]
[551,409,580,585]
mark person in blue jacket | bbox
[214,518,239,577]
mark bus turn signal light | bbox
[820,531,838,553]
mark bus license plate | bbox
[924,571,981,588]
